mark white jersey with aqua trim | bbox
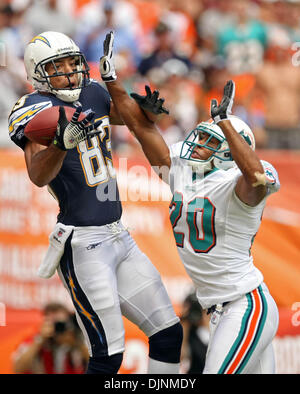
[168,142,280,309]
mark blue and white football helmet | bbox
[180,115,255,171]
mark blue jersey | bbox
[8,81,122,226]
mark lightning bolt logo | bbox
[9,103,50,134]
[30,35,51,48]
[67,272,103,345]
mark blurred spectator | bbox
[195,0,235,71]
[144,57,204,132]
[258,0,278,26]
[284,0,300,43]
[180,292,210,374]
[201,61,231,119]
[138,20,191,77]
[77,0,141,66]
[13,303,89,374]
[1,0,300,152]
[157,0,199,59]
[76,0,141,36]
[4,0,33,58]
[216,0,268,74]
[200,60,268,147]
[76,0,142,61]
[259,0,300,55]
[254,32,300,149]
[24,0,76,37]
[197,0,235,46]
[265,0,300,43]
[0,3,28,147]
[156,109,185,147]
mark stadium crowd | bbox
[1,0,300,151]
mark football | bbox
[24,106,85,146]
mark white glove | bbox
[99,31,117,82]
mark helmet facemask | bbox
[34,53,90,102]
[180,122,231,172]
[180,116,256,172]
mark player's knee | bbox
[86,353,123,374]
[149,322,183,363]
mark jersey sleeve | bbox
[8,95,52,150]
[91,80,111,114]
[260,160,280,195]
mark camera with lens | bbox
[54,321,69,334]
[182,293,203,326]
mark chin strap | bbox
[188,159,214,175]
[54,88,82,103]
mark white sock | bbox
[147,358,180,374]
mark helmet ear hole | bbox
[36,62,47,80]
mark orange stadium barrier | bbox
[0,149,299,374]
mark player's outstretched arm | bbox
[99,31,171,170]
[211,80,267,206]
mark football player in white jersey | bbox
[100,32,280,374]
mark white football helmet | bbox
[180,115,255,171]
[24,31,90,103]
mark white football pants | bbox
[57,221,179,357]
[203,283,279,374]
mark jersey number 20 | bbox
[169,192,216,253]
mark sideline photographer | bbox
[180,293,210,374]
[13,303,89,374]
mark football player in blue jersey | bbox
[9,31,182,374]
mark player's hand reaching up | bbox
[53,104,102,150]
[99,31,117,82]
[210,80,235,124]
[130,85,170,115]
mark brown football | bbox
[24,106,85,146]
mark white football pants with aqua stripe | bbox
[203,283,279,374]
